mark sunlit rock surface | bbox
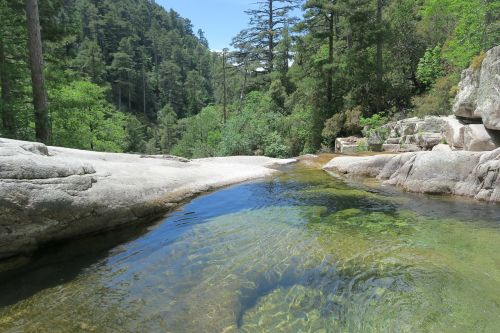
[0,138,295,259]
[324,149,500,202]
[454,46,500,130]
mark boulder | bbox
[416,132,443,150]
[416,116,448,133]
[463,124,498,151]
[382,144,401,153]
[475,46,500,130]
[455,149,500,202]
[323,154,396,177]
[453,46,500,130]
[384,151,481,194]
[335,137,366,153]
[0,139,293,259]
[323,149,500,202]
[382,143,421,153]
[379,117,446,151]
[442,116,465,149]
[453,67,481,120]
[432,144,452,152]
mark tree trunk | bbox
[268,0,274,72]
[0,39,15,136]
[222,50,227,124]
[142,63,147,117]
[327,12,334,104]
[238,66,248,113]
[25,0,50,143]
[375,0,384,114]
[118,85,122,110]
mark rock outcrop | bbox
[453,46,500,130]
[335,136,366,153]
[324,149,500,203]
[0,139,295,259]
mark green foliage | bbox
[411,74,459,117]
[157,105,178,153]
[420,0,498,69]
[171,105,222,158]
[263,132,289,158]
[360,113,390,145]
[218,92,280,157]
[416,46,443,87]
[360,113,388,130]
[2,0,496,158]
[50,81,127,152]
[322,113,345,147]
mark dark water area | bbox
[0,165,499,332]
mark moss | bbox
[470,51,486,70]
[324,210,415,236]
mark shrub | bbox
[322,113,345,147]
[416,46,443,88]
[263,131,289,158]
[470,51,486,70]
[411,73,459,117]
[50,81,127,152]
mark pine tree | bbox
[25,0,50,143]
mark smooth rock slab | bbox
[323,149,500,203]
[0,139,295,259]
[463,124,498,151]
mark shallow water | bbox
[1,165,500,332]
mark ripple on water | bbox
[0,169,499,333]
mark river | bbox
[0,161,499,332]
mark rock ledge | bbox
[0,139,295,259]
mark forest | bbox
[0,0,498,157]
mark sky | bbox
[156,0,254,51]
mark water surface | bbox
[1,164,499,332]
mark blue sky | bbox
[157,0,303,51]
[157,0,254,51]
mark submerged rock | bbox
[0,139,294,259]
[323,149,500,203]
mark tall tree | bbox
[302,0,338,104]
[25,0,50,142]
[238,0,301,72]
[375,0,384,113]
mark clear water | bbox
[1,164,500,332]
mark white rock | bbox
[323,149,500,202]
[463,124,498,151]
[432,144,452,152]
[453,45,500,130]
[442,116,465,149]
[0,138,295,259]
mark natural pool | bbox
[0,163,500,333]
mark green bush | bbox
[50,81,127,152]
[416,46,443,88]
[360,113,390,146]
[263,131,289,158]
[411,73,459,117]
[171,105,222,158]
[322,113,345,147]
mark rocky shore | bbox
[324,148,500,203]
[326,46,499,203]
[0,138,295,259]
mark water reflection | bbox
[0,168,499,332]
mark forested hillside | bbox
[1,0,213,152]
[0,0,498,156]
